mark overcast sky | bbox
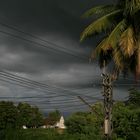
[0,0,136,114]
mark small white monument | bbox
[55,116,66,129]
[22,125,27,129]
[40,125,46,129]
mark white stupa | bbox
[55,116,66,129]
[22,125,27,129]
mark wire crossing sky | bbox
[0,0,136,113]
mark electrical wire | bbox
[0,30,88,61]
[0,70,102,100]
[0,21,88,59]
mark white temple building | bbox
[55,116,66,129]
[22,125,27,129]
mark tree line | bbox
[0,101,44,129]
[0,88,140,140]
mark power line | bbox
[39,105,89,112]
[0,96,80,103]
[0,21,88,58]
[0,97,88,108]
[0,73,103,111]
[0,70,99,94]
[0,76,69,99]
[0,94,99,105]
[0,77,101,102]
[0,71,64,94]
[0,71,99,97]
[0,75,99,101]
[0,70,129,100]
[0,78,82,103]
[0,29,88,61]
[0,83,102,110]
[0,70,102,100]
[0,69,102,88]
[78,96,102,117]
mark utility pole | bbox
[102,73,113,139]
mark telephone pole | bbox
[102,73,113,139]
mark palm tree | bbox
[81,0,140,79]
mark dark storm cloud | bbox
[0,0,113,40]
[0,0,113,74]
[0,0,131,112]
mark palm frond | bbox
[119,26,136,57]
[91,38,108,59]
[80,9,122,41]
[111,66,120,80]
[113,48,124,69]
[82,5,117,18]
[101,19,127,51]
[91,19,126,59]
[124,0,140,16]
[90,37,113,68]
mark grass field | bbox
[0,129,100,140]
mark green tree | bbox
[127,88,140,107]
[45,110,61,126]
[0,101,18,129]
[17,102,43,128]
[28,106,44,128]
[65,100,140,139]
[112,102,140,139]
[17,102,32,127]
[81,0,140,77]
[65,103,104,136]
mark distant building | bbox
[55,116,66,129]
[40,125,46,129]
[44,115,66,129]
[22,125,27,129]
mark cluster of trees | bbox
[65,104,103,140]
[0,101,62,130]
[65,88,140,140]
[0,102,44,129]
